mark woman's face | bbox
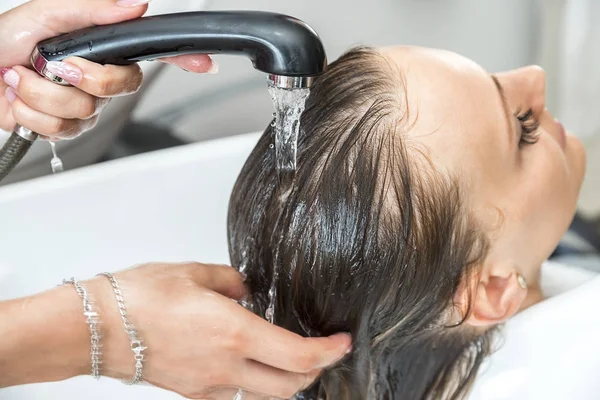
[381,46,586,293]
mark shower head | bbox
[31,11,327,89]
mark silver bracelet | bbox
[61,278,102,379]
[98,272,146,385]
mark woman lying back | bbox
[228,46,585,399]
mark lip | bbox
[554,119,567,150]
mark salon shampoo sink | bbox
[0,132,597,399]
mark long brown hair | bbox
[228,47,496,399]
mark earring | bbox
[517,273,528,290]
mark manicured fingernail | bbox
[342,333,353,354]
[117,0,151,6]
[2,69,19,89]
[5,87,17,104]
[45,61,83,85]
[207,60,219,74]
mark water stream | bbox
[268,85,310,191]
[266,85,310,326]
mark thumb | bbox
[0,0,150,67]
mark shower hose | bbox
[0,132,34,182]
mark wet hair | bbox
[227,47,497,399]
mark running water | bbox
[266,85,310,326]
[268,85,310,192]
[49,141,63,173]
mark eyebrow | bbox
[491,74,514,145]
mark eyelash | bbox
[515,108,540,146]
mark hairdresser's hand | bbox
[88,262,351,399]
[0,0,215,138]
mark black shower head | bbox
[32,11,328,89]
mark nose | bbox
[520,66,567,149]
[520,65,546,115]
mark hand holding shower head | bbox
[0,11,327,182]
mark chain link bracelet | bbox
[61,278,102,379]
[98,272,146,385]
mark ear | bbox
[460,261,528,327]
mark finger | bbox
[241,316,351,373]
[0,81,16,131]
[7,89,98,138]
[45,57,144,98]
[7,66,106,119]
[185,263,248,301]
[3,0,149,67]
[158,54,217,74]
[33,0,150,30]
[237,359,320,399]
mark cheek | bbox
[513,138,578,244]
[472,131,583,263]
[530,134,583,212]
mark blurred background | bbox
[1,0,599,215]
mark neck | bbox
[519,265,544,311]
[519,284,544,311]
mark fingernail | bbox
[45,61,83,85]
[0,68,9,78]
[5,87,17,104]
[340,333,353,355]
[207,59,219,74]
[341,333,353,355]
[117,0,152,6]
[316,334,353,368]
[345,342,353,354]
[2,69,19,89]
[238,268,247,281]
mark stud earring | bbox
[517,273,528,290]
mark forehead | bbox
[379,46,506,174]
[380,45,492,107]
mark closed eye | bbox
[515,108,540,146]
